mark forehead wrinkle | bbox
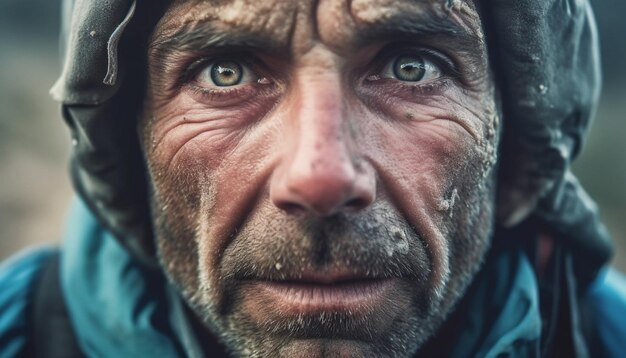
[350,12,483,53]
[313,0,484,55]
[349,0,479,25]
[288,0,320,56]
[351,0,482,38]
[153,0,299,50]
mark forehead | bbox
[153,0,483,53]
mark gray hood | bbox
[51,0,612,284]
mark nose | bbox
[270,76,375,216]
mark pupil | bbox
[393,56,425,82]
[211,61,243,86]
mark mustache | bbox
[219,208,431,283]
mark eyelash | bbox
[180,54,274,103]
[370,46,459,81]
[411,48,459,78]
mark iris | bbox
[393,55,426,82]
[210,61,243,86]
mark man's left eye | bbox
[195,60,257,87]
[380,54,442,82]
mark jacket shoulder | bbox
[0,247,56,358]
[585,268,626,357]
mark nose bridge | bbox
[296,74,348,172]
[270,70,374,215]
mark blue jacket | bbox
[1,199,626,357]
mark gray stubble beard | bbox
[151,174,495,357]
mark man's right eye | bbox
[194,59,258,88]
[380,54,443,83]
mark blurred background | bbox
[0,0,625,271]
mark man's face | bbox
[140,0,499,356]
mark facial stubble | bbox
[147,162,495,357]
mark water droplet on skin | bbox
[397,238,409,255]
[437,199,451,212]
[257,77,271,85]
[275,262,283,270]
[437,188,458,215]
[386,247,394,257]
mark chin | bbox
[274,339,388,358]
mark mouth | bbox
[248,271,399,315]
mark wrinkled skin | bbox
[140,0,499,356]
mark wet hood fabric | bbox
[484,0,612,287]
[51,0,165,266]
[50,0,612,284]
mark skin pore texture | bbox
[140,0,499,356]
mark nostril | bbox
[344,198,368,211]
[275,201,306,215]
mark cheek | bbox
[355,87,493,286]
[359,89,488,222]
[146,94,277,172]
[142,92,281,293]
[147,111,281,284]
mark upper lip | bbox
[265,269,382,285]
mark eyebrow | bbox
[148,6,485,83]
[150,24,289,61]
[351,12,483,55]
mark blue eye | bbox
[381,54,442,82]
[211,61,243,86]
[196,59,256,87]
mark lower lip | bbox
[253,279,397,314]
